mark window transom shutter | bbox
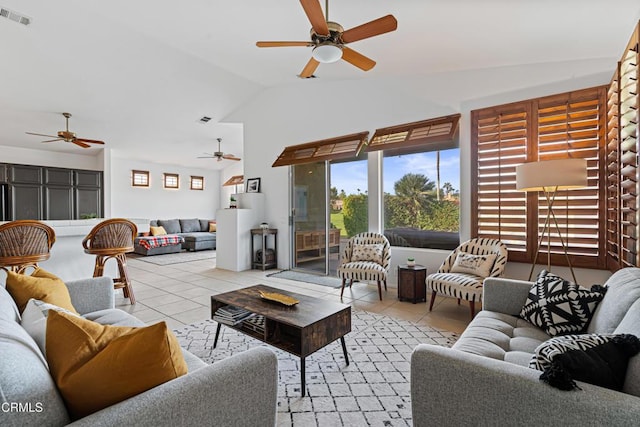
[272,132,368,167]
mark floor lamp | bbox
[515,158,588,283]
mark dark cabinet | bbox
[75,170,102,187]
[45,186,74,220]
[45,168,73,186]
[4,163,103,220]
[76,187,102,219]
[11,184,43,220]
[10,165,42,184]
[397,265,427,303]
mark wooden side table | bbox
[397,265,427,303]
[250,228,277,270]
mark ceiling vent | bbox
[0,7,32,26]
[198,116,212,124]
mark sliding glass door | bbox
[292,162,329,274]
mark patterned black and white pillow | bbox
[519,270,607,337]
[529,333,615,371]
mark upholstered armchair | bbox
[337,232,391,300]
[427,237,507,318]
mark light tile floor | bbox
[119,255,472,334]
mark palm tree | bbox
[436,151,441,201]
[442,182,454,198]
[394,173,436,227]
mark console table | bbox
[294,229,340,264]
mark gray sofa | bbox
[411,267,640,426]
[1,276,278,427]
[134,218,216,255]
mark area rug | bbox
[130,250,216,266]
[174,310,457,426]
[267,269,343,288]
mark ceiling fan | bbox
[198,138,241,162]
[25,112,105,149]
[256,0,397,78]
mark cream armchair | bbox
[337,232,391,300]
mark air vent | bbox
[0,7,32,26]
[198,116,212,124]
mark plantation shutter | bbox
[272,132,368,167]
[535,88,606,269]
[471,104,530,263]
[618,27,640,268]
[472,86,607,267]
[606,67,621,271]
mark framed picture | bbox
[246,177,261,193]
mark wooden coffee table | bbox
[210,284,351,396]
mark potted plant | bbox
[407,257,416,267]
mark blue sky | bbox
[331,149,460,196]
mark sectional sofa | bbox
[134,218,216,256]
[1,275,278,426]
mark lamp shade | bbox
[312,43,343,63]
[516,158,588,191]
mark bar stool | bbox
[82,218,137,304]
[0,220,56,274]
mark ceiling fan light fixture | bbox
[312,43,342,63]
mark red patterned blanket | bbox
[137,235,184,250]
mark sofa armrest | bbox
[482,277,533,315]
[66,277,115,315]
[69,347,278,427]
[411,344,640,426]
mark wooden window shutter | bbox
[272,132,368,167]
[471,104,530,263]
[535,88,607,269]
[472,86,607,268]
[617,25,640,268]
[367,114,460,156]
[606,66,621,271]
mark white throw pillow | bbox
[450,252,497,277]
[351,243,384,265]
[21,298,80,356]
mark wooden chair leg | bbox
[457,298,461,305]
[429,291,437,311]
[93,256,106,278]
[116,253,135,304]
[340,278,347,298]
[469,301,475,319]
[377,280,382,301]
[349,279,353,288]
[383,279,387,291]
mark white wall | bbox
[109,153,221,219]
[227,59,617,281]
[0,144,102,170]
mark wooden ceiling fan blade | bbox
[299,57,320,78]
[26,132,59,138]
[73,140,91,148]
[341,14,398,43]
[41,139,64,143]
[222,154,241,161]
[256,41,312,48]
[75,138,105,145]
[341,47,376,71]
[300,0,329,36]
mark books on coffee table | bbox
[213,305,254,326]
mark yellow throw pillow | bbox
[209,221,217,232]
[46,310,187,420]
[149,225,167,236]
[6,268,78,314]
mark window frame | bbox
[163,173,179,189]
[131,170,149,187]
[190,175,204,190]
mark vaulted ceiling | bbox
[1,0,638,168]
